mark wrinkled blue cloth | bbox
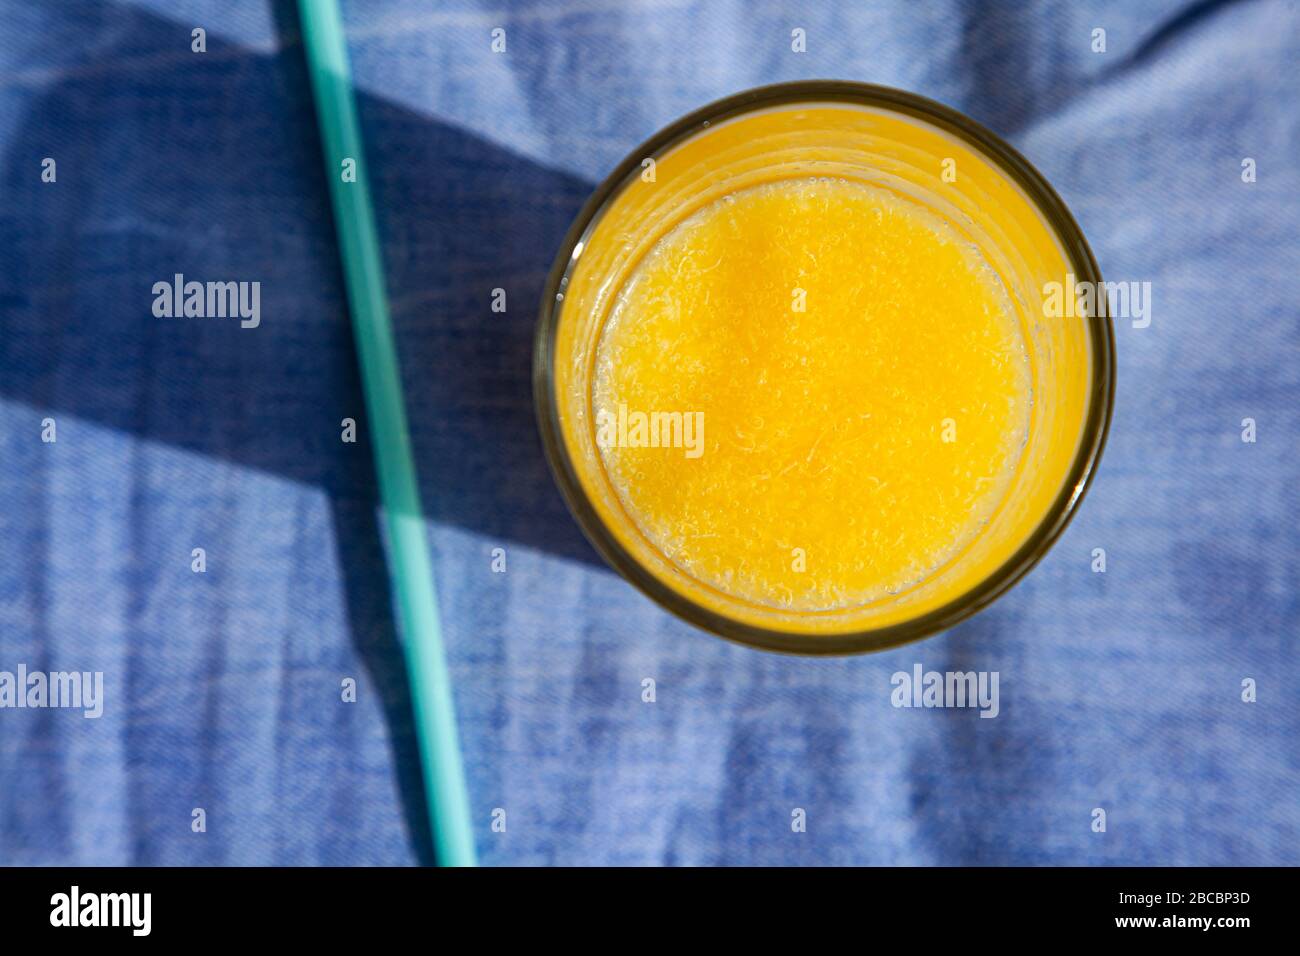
[1,0,1296,865]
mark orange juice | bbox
[538,86,1111,651]
[593,178,1030,610]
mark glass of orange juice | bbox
[534,81,1114,654]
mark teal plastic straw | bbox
[296,0,477,867]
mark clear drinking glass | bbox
[534,81,1115,654]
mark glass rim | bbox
[533,79,1116,656]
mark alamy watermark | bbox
[50,886,150,936]
[891,663,999,718]
[596,403,705,459]
[1043,273,1151,328]
[152,273,261,328]
[0,665,103,718]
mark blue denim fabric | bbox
[0,0,1296,865]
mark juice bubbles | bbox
[593,178,1030,610]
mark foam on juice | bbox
[593,177,1030,611]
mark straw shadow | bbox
[0,1,595,863]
